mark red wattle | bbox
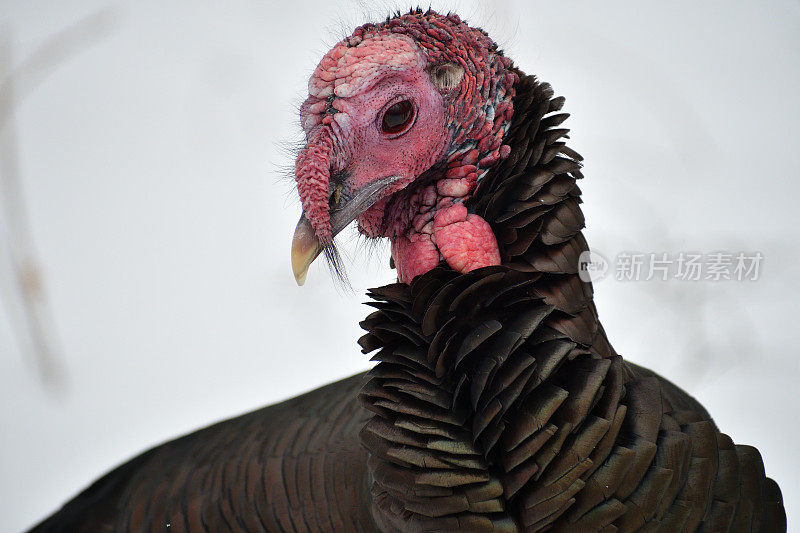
[391,233,441,284]
[433,203,500,275]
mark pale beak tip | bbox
[293,262,309,286]
[291,215,322,286]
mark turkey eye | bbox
[381,100,415,135]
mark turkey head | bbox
[292,12,517,285]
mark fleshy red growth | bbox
[433,203,500,278]
[295,128,333,242]
[391,233,440,284]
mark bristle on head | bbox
[323,243,350,290]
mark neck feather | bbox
[359,73,618,531]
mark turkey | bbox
[31,9,785,532]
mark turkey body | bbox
[354,268,785,532]
[30,26,785,532]
[31,375,377,532]
[30,363,784,531]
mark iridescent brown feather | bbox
[356,73,785,532]
[30,71,784,533]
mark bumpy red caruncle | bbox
[295,9,517,283]
[295,127,334,243]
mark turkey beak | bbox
[291,175,404,286]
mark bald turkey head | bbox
[292,11,518,285]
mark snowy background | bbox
[1,1,798,531]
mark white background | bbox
[1,1,798,531]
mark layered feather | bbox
[357,74,785,532]
[29,59,785,533]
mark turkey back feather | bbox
[29,71,785,533]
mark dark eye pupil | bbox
[381,100,414,134]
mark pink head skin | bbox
[294,10,517,284]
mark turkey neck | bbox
[358,73,618,531]
[469,71,614,360]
